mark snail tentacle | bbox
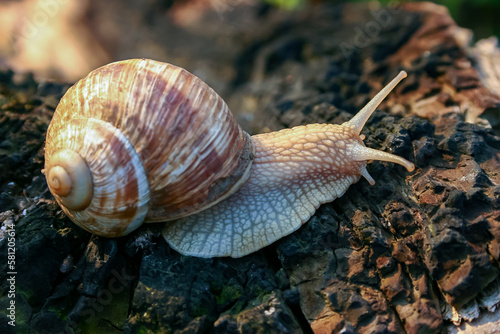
[348,143,415,172]
[346,71,407,134]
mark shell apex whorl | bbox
[46,149,93,211]
[45,118,150,237]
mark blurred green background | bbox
[266,0,500,40]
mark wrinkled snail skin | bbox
[44,59,414,257]
[163,71,415,258]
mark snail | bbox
[44,59,414,258]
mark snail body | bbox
[44,59,414,258]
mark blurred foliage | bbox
[387,0,499,40]
[263,0,305,9]
[264,0,500,40]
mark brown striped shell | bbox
[44,59,254,237]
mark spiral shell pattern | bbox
[45,59,254,236]
[45,118,150,237]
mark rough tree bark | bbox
[0,2,499,334]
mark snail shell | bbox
[45,59,253,237]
